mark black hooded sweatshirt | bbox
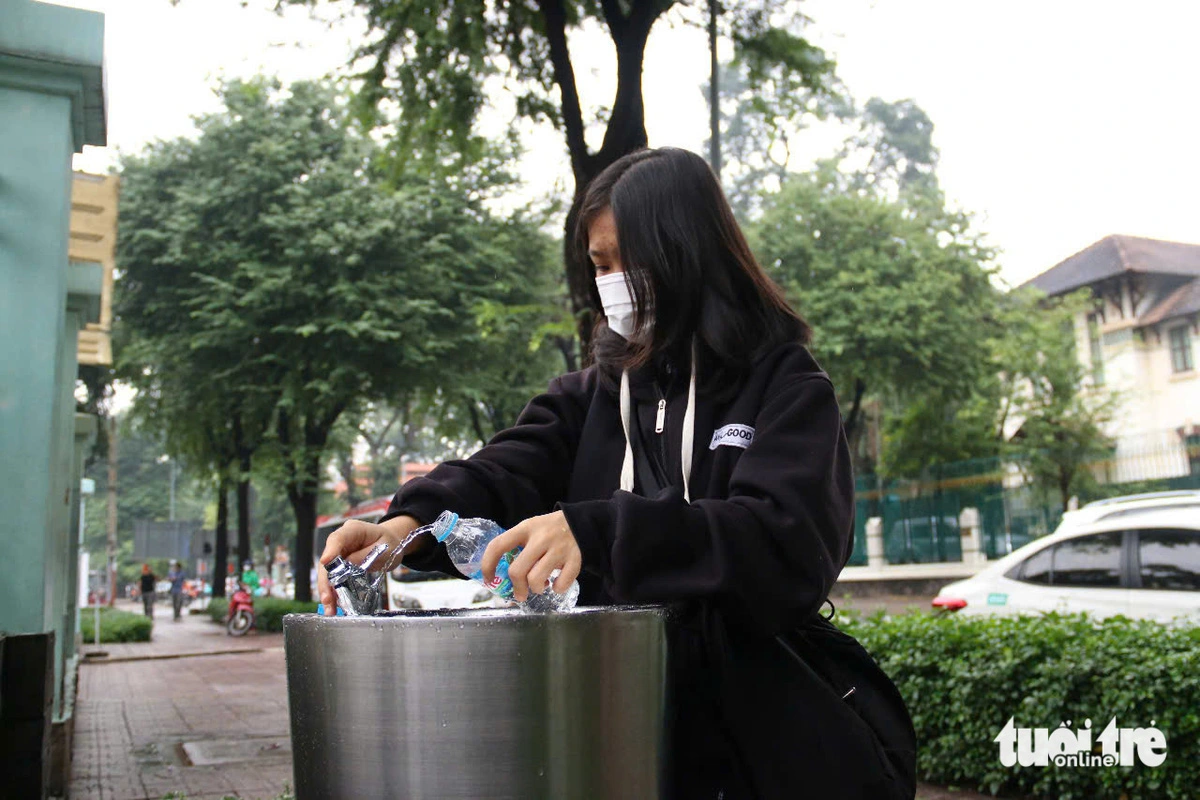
[383,340,915,799]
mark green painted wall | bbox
[0,0,107,721]
[0,84,75,634]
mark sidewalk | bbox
[80,599,282,662]
[70,602,292,800]
[69,601,999,800]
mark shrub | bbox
[837,610,1200,799]
[79,607,153,643]
[203,596,317,632]
[206,598,226,623]
[254,597,318,632]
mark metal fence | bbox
[849,439,1200,566]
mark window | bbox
[1168,326,1194,373]
[1017,546,1053,584]
[1137,529,1200,591]
[1087,313,1105,385]
[1012,531,1123,587]
[1051,531,1123,587]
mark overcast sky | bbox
[58,0,1200,289]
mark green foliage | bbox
[749,170,1001,464]
[116,76,562,600]
[276,1,836,179]
[79,607,154,643]
[203,596,317,632]
[704,57,847,220]
[81,413,208,565]
[847,97,941,202]
[205,597,226,623]
[255,597,320,632]
[839,611,1200,799]
[995,289,1120,507]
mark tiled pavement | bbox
[80,600,283,662]
[70,604,292,800]
[69,601,995,800]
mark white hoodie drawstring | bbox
[618,341,697,502]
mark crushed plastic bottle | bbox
[325,542,389,616]
[432,511,579,612]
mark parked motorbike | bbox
[226,584,255,636]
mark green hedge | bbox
[79,607,153,643]
[204,596,318,632]
[255,597,319,632]
[206,598,225,623]
[838,611,1200,799]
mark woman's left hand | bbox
[481,510,582,603]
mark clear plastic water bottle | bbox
[432,510,580,612]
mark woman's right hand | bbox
[317,514,427,616]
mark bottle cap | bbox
[432,511,460,543]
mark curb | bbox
[80,646,283,665]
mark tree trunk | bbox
[213,475,229,598]
[289,480,319,603]
[843,377,868,444]
[237,452,251,569]
[540,0,658,358]
[339,449,361,509]
[105,414,119,606]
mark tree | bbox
[81,413,208,569]
[277,0,838,354]
[996,289,1120,508]
[750,168,1001,467]
[845,97,940,202]
[702,56,847,220]
[117,78,563,601]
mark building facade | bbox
[1020,235,1200,482]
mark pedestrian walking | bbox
[167,560,187,621]
[139,563,156,618]
[318,147,916,799]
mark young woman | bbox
[318,147,916,799]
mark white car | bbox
[387,571,502,611]
[932,491,1200,623]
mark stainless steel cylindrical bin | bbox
[284,606,672,799]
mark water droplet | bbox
[458,622,464,629]
[537,766,545,777]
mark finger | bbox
[320,520,370,566]
[553,550,582,594]
[507,537,550,603]
[525,551,564,598]
[317,564,336,616]
[481,525,528,584]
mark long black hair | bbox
[575,147,811,393]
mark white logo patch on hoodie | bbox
[709,423,755,450]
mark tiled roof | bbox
[1019,235,1200,296]
[1140,278,1200,326]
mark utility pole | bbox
[168,456,176,522]
[105,414,118,607]
[708,0,721,180]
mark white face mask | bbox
[596,272,637,338]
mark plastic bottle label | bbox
[470,548,520,600]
